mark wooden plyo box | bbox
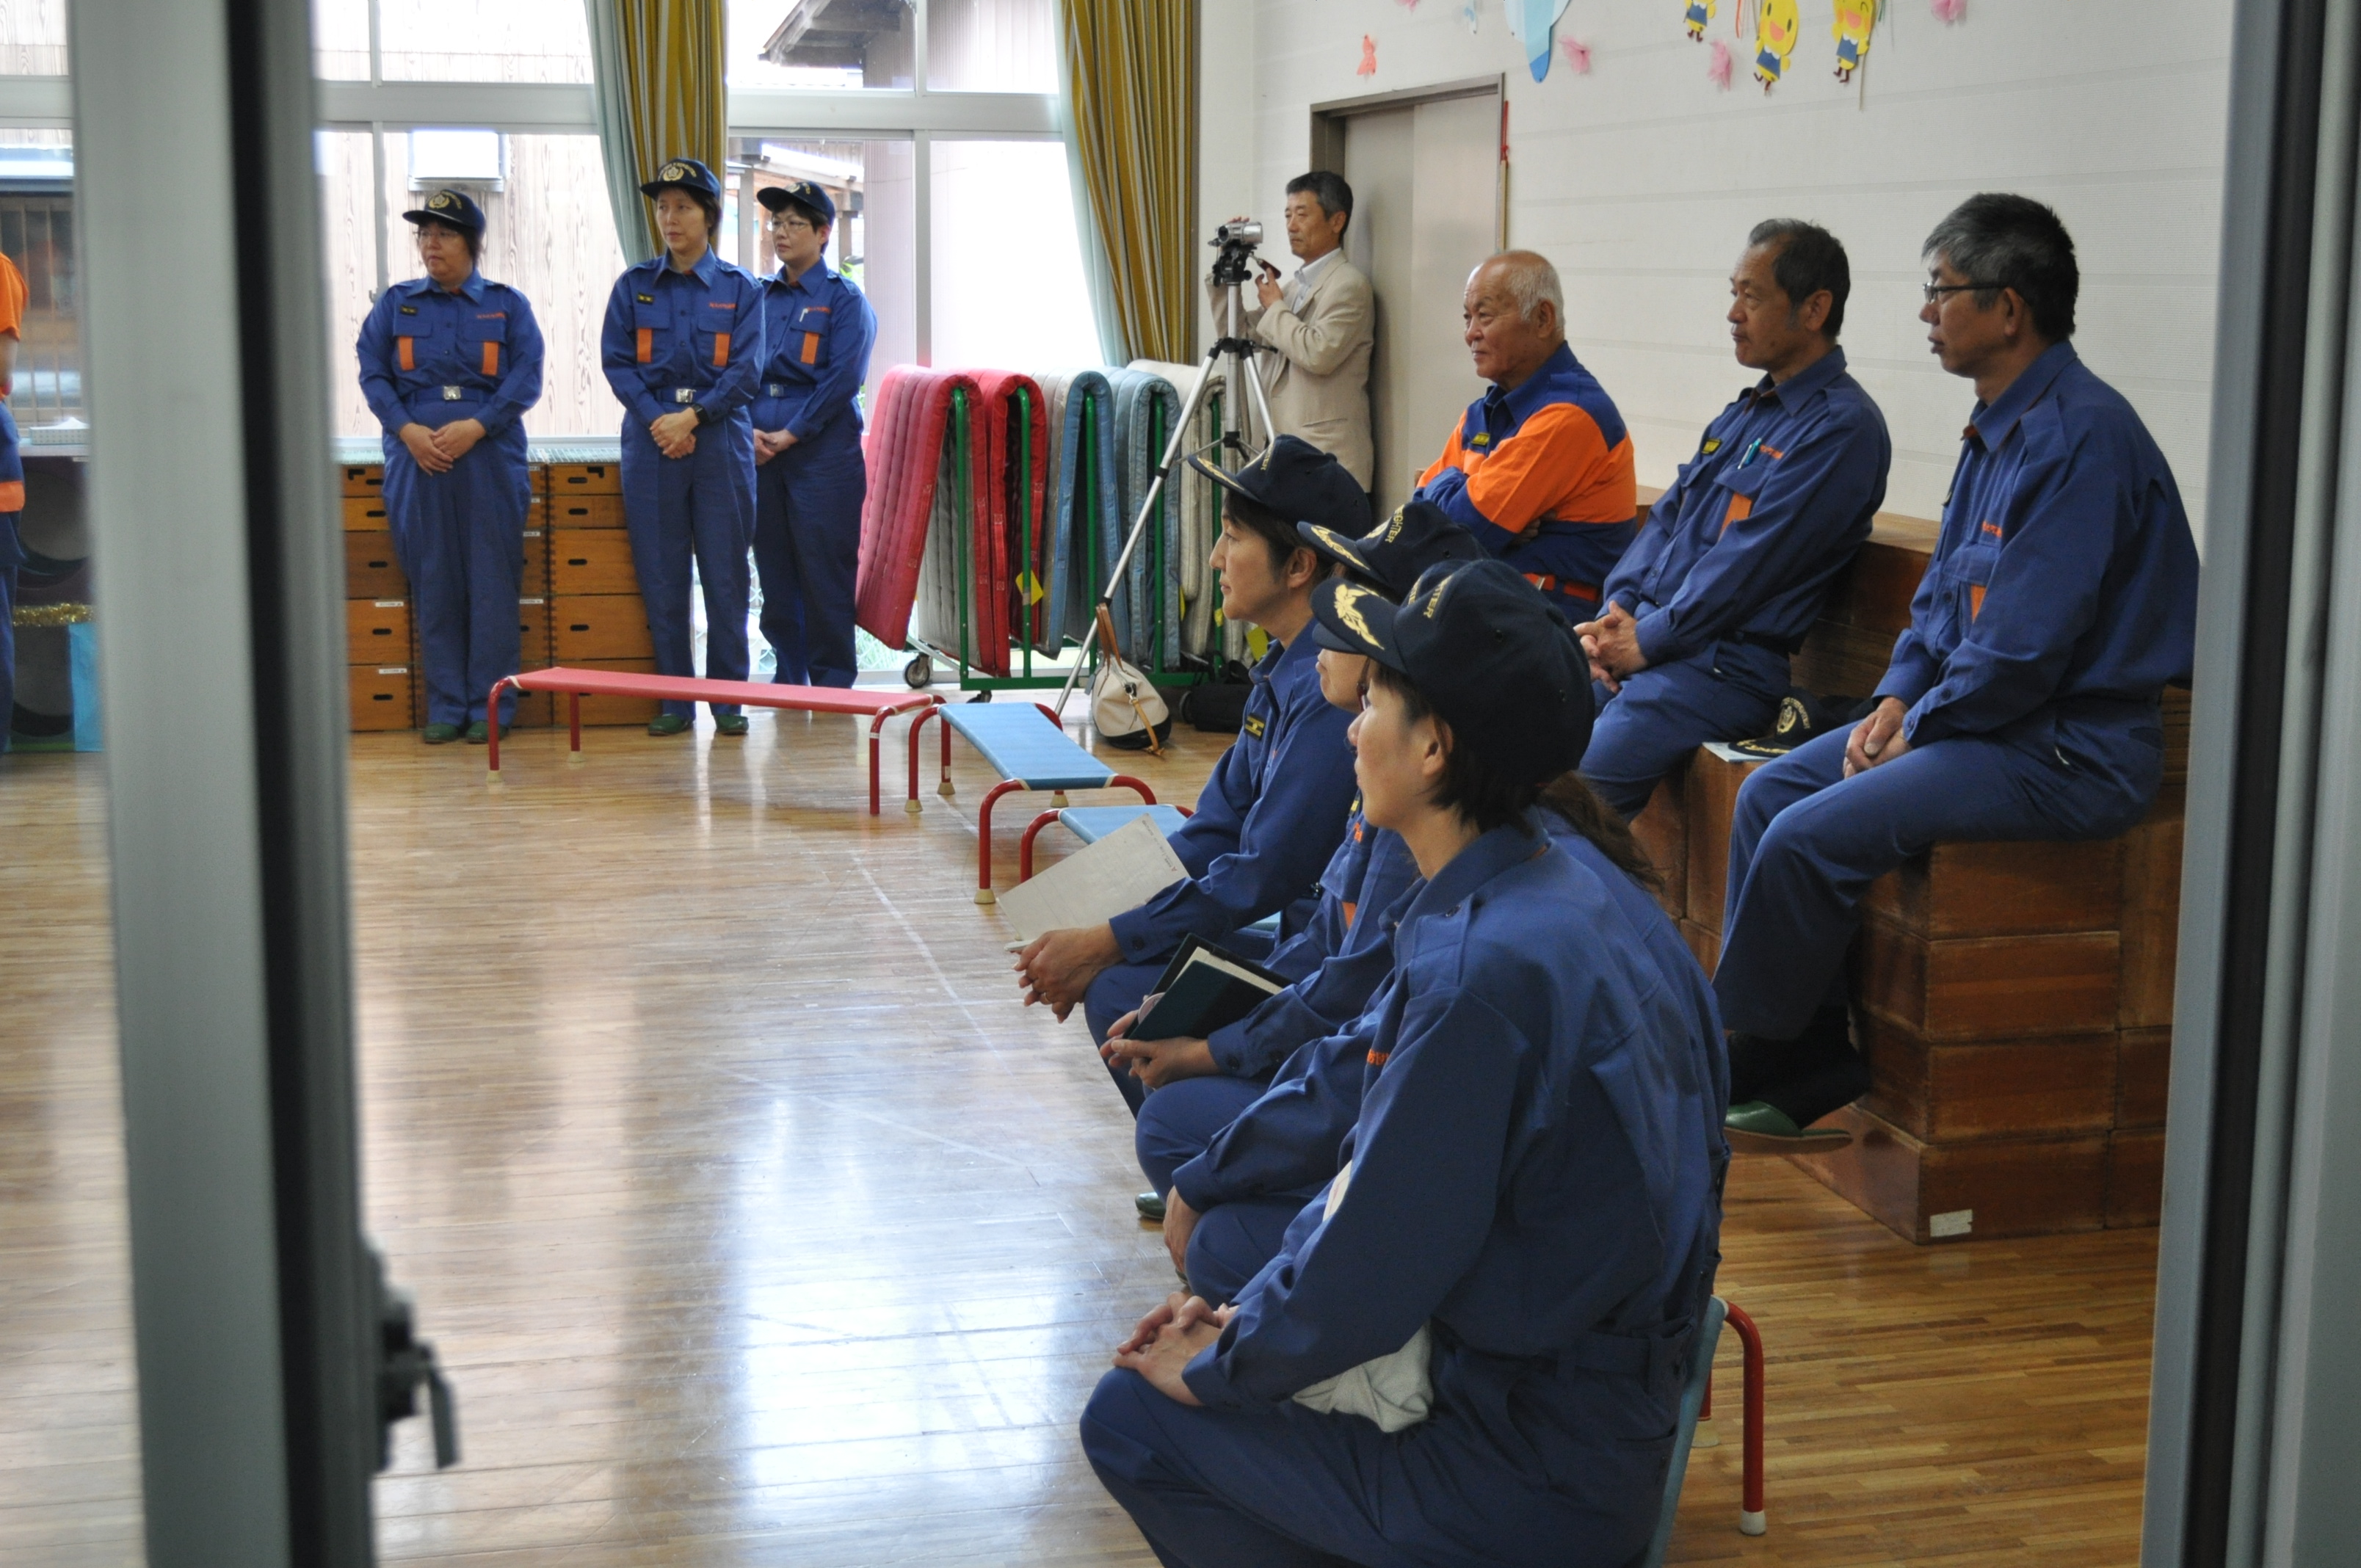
[547,493,627,530]
[556,658,662,726]
[346,598,411,664]
[549,529,639,595]
[345,531,405,598]
[551,595,655,662]
[348,664,413,731]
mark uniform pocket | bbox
[465,314,508,378]
[632,302,666,365]
[1713,460,1771,533]
[791,305,831,368]
[1944,540,2001,629]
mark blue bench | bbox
[907,701,1158,904]
[1639,1295,1767,1564]
[1018,803,1192,882]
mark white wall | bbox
[1211,0,2233,526]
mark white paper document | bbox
[996,813,1189,943]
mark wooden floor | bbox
[0,711,2158,1566]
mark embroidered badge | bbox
[1243,714,1268,739]
[1470,432,1492,448]
[661,161,689,182]
[1980,520,2003,540]
[1702,436,1722,454]
[636,293,654,304]
[428,192,453,210]
[1330,583,1382,646]
[398,305,418,315]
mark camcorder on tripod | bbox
[1054,219,1281,750]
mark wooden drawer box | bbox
[546,493,627,530]
[522,526,549,593]
[349,664,413,731]
[516,597,553,670]
[551,595,654,661]
[548,530,639,595]
[339,462,385,498]
[342,496,391,531]
[344,531,405,598]
[347,598,411,664]
[545,460,623,496]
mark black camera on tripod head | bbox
[1209,219,1263,286]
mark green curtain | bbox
[584,0,728,266]
[1058,0,1199,366]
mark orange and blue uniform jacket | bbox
[1414,342,1638,612]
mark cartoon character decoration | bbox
[1753,0,1799,92]
[1685,0,1715,41]
[1504,0,1573,82]
[1834,0,1876,81]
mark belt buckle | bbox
[673,388,695,404]
[768,383,786,396]
[440,385,462,402]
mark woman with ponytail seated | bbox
[1080,559,1729,1568]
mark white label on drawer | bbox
[374,600,405,609]
[1929,1209,1973,1238]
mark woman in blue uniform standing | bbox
[752,180,876,689]
[1081,559,1728,1568]
[599,157,765,737]
[357,189,544,744]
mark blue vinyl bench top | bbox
[1058,805,1192,843]
[942,703,1116,791]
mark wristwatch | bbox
[691,401,719,427]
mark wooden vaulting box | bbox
[1640,507,2188,1245]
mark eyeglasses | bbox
[766,217,816,234]
[1923,281,2006,305]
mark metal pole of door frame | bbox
[73,0,381,1562]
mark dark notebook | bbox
[1131,935,1291,1041]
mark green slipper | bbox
[714,714,750,736]
[646,714,691,737]
[1135,1191,1166,1223]
[420,723,463,745]
[463,720,507,744]
[1723,1100,1852,1154]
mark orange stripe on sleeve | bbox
[480,341,499,377]
[711,331,730,369]
[396,336,413,372]
[1415,416,1470,491]
[0,479,25,512]
[635,327,653,365]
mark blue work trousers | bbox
[383,421,529,727]
[1135,1076,1318,1305]
[621,417,755,719]
[1579,642,1789,819]
[1081,1364,1666,1568]
[1087,929,1277,1115]
[753,427,865,689]
[1715,715,2161,1039]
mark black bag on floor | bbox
[1180,666,1253,734]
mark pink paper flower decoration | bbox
[1708,38,1733,89]
[1357,35,1378,75]
[1562,37,1592,74]
[1396,0,1420,10]
[1930,0,1965,21]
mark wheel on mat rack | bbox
[904,653,935,689]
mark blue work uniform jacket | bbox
[1205,807,1423,1081]
[1180,821,1726,1561]
[1108,634,1357,962]
[1171,819,1720,1222]
[1603,347,1890,664]
[600,249,766,430]
[357,271,545,445]
[753,259,876,443]
[1879,342,2199,753]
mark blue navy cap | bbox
[1298,499,1484,601]
[402,188,485,234]
[1312,558,1594,784]
[1187,435,1367,537]
[758,180,836,225]
[639,157,722,202]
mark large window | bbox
[312,0,593,82]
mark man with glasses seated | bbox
[1713,194,2200,1150]
[751,181,877,689]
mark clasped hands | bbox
[649,408,700,459]
[1572,601,1647,694]
[754,427,800,465]
[1843,695,1912,777]
[398,418,487,476]
[1113,1291,1233,1405]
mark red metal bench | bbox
[484,668,944,815]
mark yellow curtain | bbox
[587,0,727,264]
[1059,0,1199,365]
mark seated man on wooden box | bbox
[1014,438,1366,1115]
[1573,219,1893,818]
[1715,194,2199,1149]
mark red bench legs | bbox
[1701,1302,1767,1536]
[486,678,515,772]
[976,774,1156,905]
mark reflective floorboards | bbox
[1,713,2155,1564]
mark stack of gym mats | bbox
[859,360,1197,679]
[1127,358,1234,664]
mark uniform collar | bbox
[1252,628,1315,690]
[1968,339,2078,449]
[407,269,484,303]
[659,247,722,286]
[1747,344,1846,410]
[1486,341,1582,424]
[769,259,836,293]
[1402,817,1549,921]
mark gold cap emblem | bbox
[661,161,688,181]
[1332,584,1380,646]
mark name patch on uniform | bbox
[708,300,736,310]
[1242,714,1267,739]
[1470,432,1491,448]
[1701,436,1722,454]
[636,293,655,304]
[476,311,505,319]
[1980,520,2003,540]
[398,305,418,315]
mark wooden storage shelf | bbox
[349,664,413,731]
[344,530,405,599]
[549,529,639,595]
[551,594,654,661]
[346,598,410,664]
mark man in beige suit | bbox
[1213,172,1376,496]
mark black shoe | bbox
[1726,1006,1849,1104]
[1135,1191,1166,1223]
